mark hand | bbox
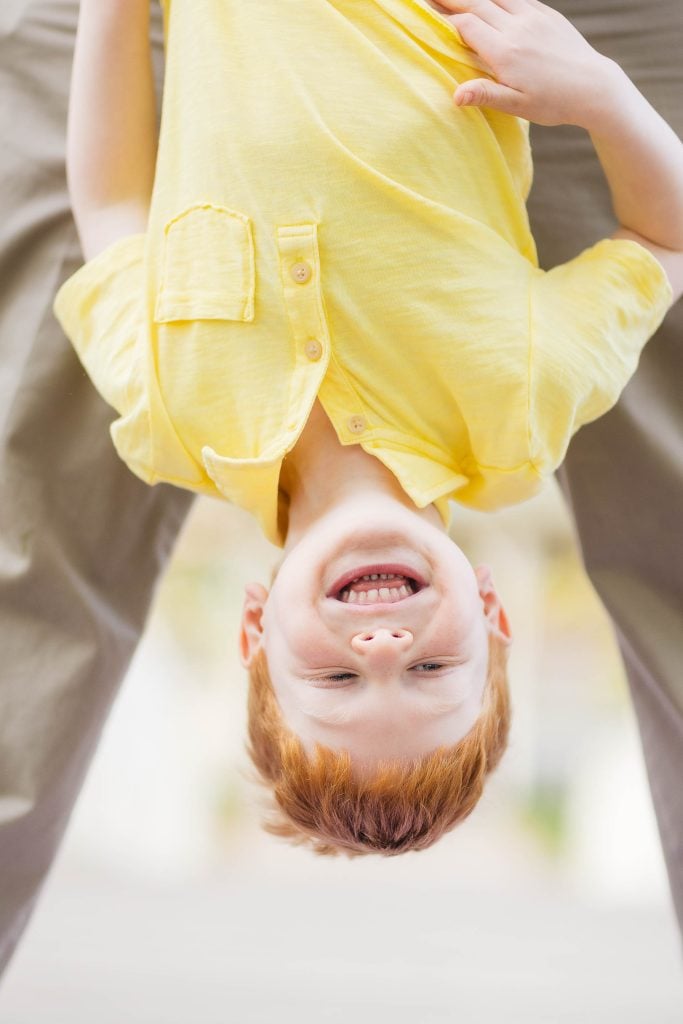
[434,0,619,128]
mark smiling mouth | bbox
[335,573,421,605]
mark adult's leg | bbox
[526,0,683,938]
[0,0,194,975]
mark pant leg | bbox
[526,0,683,939]
[0,0,194,975]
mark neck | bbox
[280,401,443,549]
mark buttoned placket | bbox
[277,226,370,446]
[276,224,332,438]
[200,221,374,543]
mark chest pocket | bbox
[154,202,255,323]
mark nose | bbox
[350,627,414,657]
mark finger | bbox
[436,0,510,30]
[440,0,548,19]
[442,0,533,11]
[453,77,526,116]
[491,0,534,11]
[445,11,505,62]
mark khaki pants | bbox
[0,0,681,974]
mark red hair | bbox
[243,632,511,857]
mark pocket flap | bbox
[154,203,255,323]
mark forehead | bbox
[288,680,486,762]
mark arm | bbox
[67,0,158,261]
[582,63,683,301]
[439,0,683,302]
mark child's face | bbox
[240,502,511,771]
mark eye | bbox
[411,662,446,672]
[325,672,357,683]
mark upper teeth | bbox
[338,573,416,604]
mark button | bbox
[290,260,312,284]
[304,339,322,362]
[347,415,366,435]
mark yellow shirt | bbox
[53,0,673,547]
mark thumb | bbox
[454,78,523,115]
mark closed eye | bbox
[320,663,448,687]
[300,661,472,723]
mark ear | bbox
[239,582,269,668]
[474,565,512,646]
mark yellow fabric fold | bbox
[52,0,674,546]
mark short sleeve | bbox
[528,236,673,472]
[53,233,147,417]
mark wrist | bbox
[571,57,638,135]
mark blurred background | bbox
[1,481,681,1022]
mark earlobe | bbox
[239,582,269,668]
[491,604,513,646]
[475,564,513,646]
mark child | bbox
[53,0,683,856]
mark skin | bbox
[240,401,512,771]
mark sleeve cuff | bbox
[593,235,674,309]
[52,233,147,415]
[53,233,147,342]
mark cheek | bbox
[266,594,337,667]
[444,577,484,632]
[434,602,476,644]
[432,594,486,662]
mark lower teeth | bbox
[340,582,413,603]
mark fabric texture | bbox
[0,0,193,976]
[52,0,672,546]
[526,0,683,944]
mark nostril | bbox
[353,629,412,646]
